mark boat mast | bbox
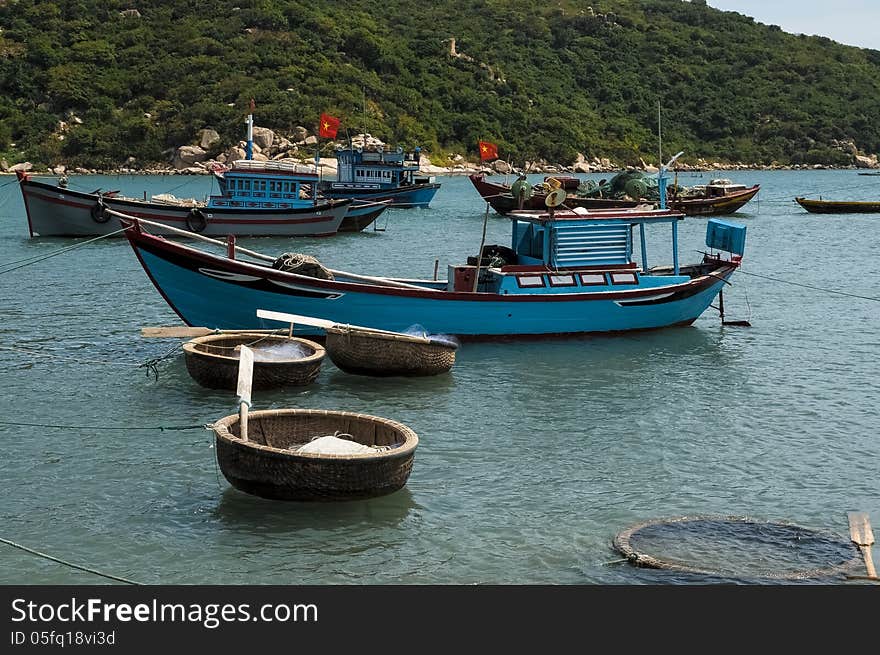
[657,100,662,171]
[246,98,254,160]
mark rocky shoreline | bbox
[3,127,878,177]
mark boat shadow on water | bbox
[455,324,737,381]
[212,485,419,534]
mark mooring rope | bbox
[0,420,209,431]
[739,269,880,302]
[0,227,128,275]
[0,340,183,381]
[0,536,140,585]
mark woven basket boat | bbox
[183,332,324,390]
[324,325,457,376]
[212,408,418,501]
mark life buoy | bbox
[91,199,110,223]
[186,208,208,233]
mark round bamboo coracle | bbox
[183,333,325,390]
[324,325,457,376]
[212,408,418,501]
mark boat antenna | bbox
[246,98,255,160]
[657,99,662,170]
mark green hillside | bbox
[2,0,879,169]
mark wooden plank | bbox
[236,345,254,443]
[255,309,429,340]
[256,309,335,330]
[141,326,214,338]
[848,512,875,546]
[141,326,287,338]
[236,345,254,407]
[848,511,877,579]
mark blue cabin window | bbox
[243,180,251,191]
[610,272,638,285]
[516,275,545,288]
[548,274,576,287]
[580,273,607,286]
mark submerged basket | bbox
[212,408,418,501]
[324,325,457,377]
[183,333,325,390]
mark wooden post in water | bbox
[227,235,236,260]
[433,258,439,281]
[848,511,877,579]
[236,345,254,443]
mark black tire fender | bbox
[91,198,110,223]
[186,208,208,233]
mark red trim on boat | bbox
[125,219,736,304]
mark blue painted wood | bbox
[706,218,747,255]
[124,207,746,337]
[318,146,440,208]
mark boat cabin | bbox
[329,146,431,190]
[700,178,749,197]
[209,160,321,209]
[446,209,744,295]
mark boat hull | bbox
[468,174,641,214]
[669,185,760,216]
[17,176,349,237]
[338,202,386,232]
[795,197,880,214]
[320,182,440,209]
[124,221,736,338]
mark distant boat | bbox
[119,204,746,338]
[15,164,359,238]
[469,172,759,216]
[210,159,388,233]
[319,145,440,209]
[668,179,761,216]
[794,197,880,213]
[856,171,880,176]
[468,173,641,214]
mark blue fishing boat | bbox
[121,202,746,338]
[211,159,389,232]
[15,104,388,237]
[15,167,353,238]
[318,145,440,209]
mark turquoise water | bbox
[0,169,877,584]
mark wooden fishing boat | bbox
[182,332,325,389]
[15,168,354,238]
[469,173,758,216]
[14,103,389,237]
[119,202,746,338]
[468,173,641,214]
[319,145,440,208]
[212,408,418,501]
[668,181,760,216]
[795,197,880,214]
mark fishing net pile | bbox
[580,170,662,200]
[613,515,862,581]
[272,252,334,280]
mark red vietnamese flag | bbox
[479,140,499,161]
[319,113,340,139]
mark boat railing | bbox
[110,209,428,291]
[230,159,318,175]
